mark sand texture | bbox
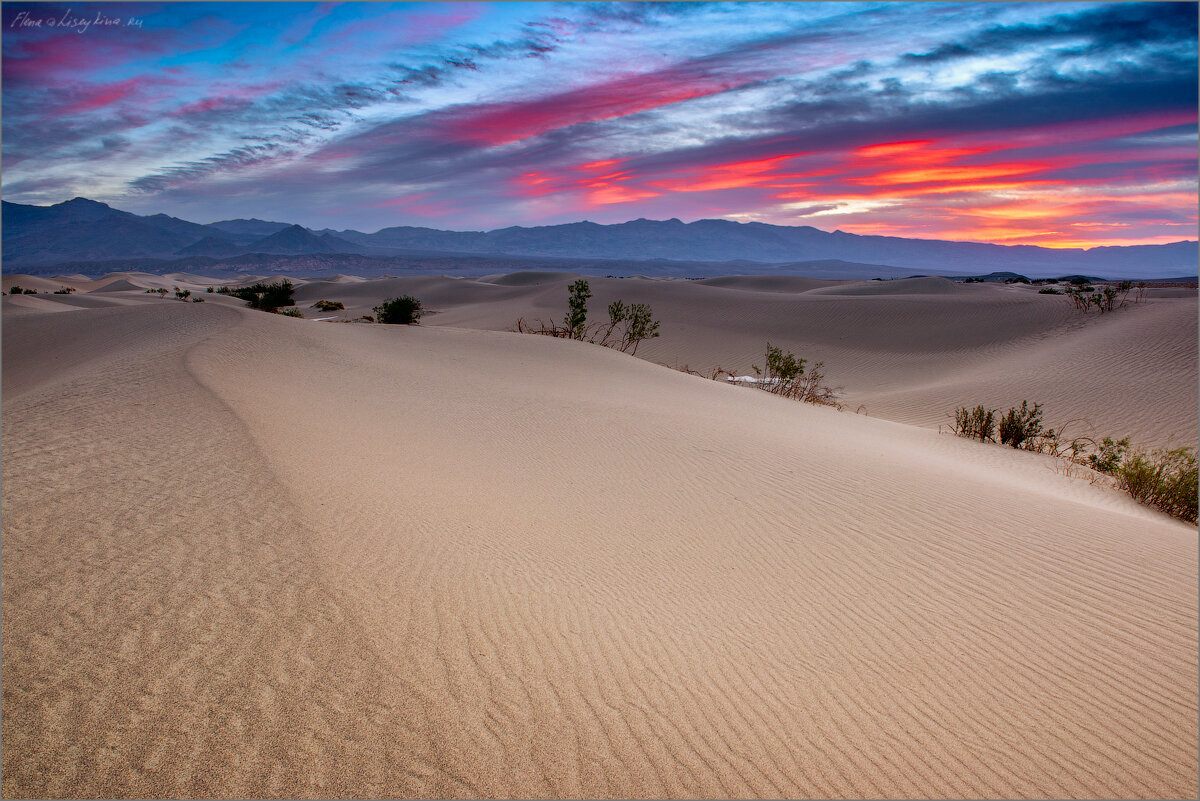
[2,274,1197,798]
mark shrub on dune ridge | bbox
[1118,447,1198,523]
[230,280,294,311]
[948,400,1197,523]
[373,295,422,324]
[952,405,996,442]
[513,279,661,355]
[566,279,591,340]
[999,401,1049,449]
[311,300,345,311]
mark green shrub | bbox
[53,287,75,294]
[953,405,996,442]
[1117,446,1198,523]
[566,279,591,339]
[8,286,21,295]
[1086,436,1130,474]
[1038,287,1062,294]
[999,401,1046,449]
[192,297,205,303]
[311,299,345,311]
[229,280,294,311]
[206,286,214,293]
[23,288,37,295]
[743,342,841,407]
[373,295,421,324]
[280,307,303,318]
[516,289,661,355]
[600,298,661,354]
[754,342,806,383]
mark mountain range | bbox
[3,197,1196,279]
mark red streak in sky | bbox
[59,77,144,114]
[445,68,760,146]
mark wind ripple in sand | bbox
[2,300,1196,798]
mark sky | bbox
[2,1,1197,247]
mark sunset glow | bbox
[2,1,1196,247]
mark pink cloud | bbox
[57,76,145,114]
[437,65,764,146]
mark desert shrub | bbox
[755,342,806,384]
[53,287,75,294]
[8,286,21,295]
[373,295,422,324]
[566,279,591,339]
[620,303,660,354]
[280,307,303,318]
[229,280,294,311]
[175,289,191,301]
[23,288,37,294]
[360,315,375,322]
[1065,282,1131,314]
[206,286,214,293]
[1086,436,1130,474]
[598,299,661,354]
[192,297,205,303]
[1117,446,1198,523]
[311,299,345,311]
[745,343,842,408]
[953,405,997,442]
[999,401,1046,449]
[1038,287,1062,294]
[215,285,230,294]
[514,285,661,355]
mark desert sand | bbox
[2,271,1197,798]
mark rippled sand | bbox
[3,273,1196,798]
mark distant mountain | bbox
[206,218,293,238]
[175,236,244,257]
[1,198,234,265]
[243,224,363,255]
[347,217,1197,278]
[3,198,1195,279]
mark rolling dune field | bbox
[2,272,1196,798]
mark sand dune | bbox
[2,273,1196,798]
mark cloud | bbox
[129,142,294,192]
[903,2,1198,63]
